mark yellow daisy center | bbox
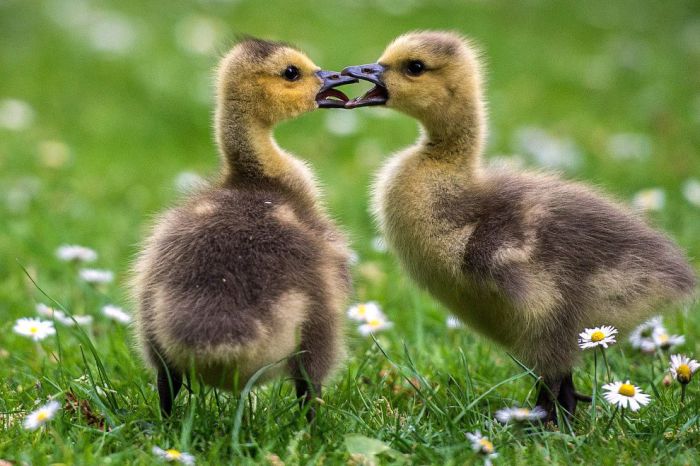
[36,411,48,422]
[618,383,636,397]
[590,330,605,342]
[658,333,669,344]
[357,304,366,316]
[166,449,181,459]
[368,318,381,328]
[516,408,530,416]
[29,326,39,334]
[677,364,691,383]
[479,438,494,454]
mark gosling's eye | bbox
[406,60,425,76]
[283,65,301,81]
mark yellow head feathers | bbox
[377,31,485,124]
[215,38,322,125]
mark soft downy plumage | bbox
[342,30,696,422]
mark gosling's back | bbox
[134,184,349,387]
[376,161,696,373]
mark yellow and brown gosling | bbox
[342,31,696,422]
[132,38,356,420]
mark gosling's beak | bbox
[341,63,389,108]
[315,70,358,109]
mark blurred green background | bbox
[2,0,699,287]
[1,0,700,463]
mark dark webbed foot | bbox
[558,373,593,418]
[157,367,183,417]
[295,379,321,423]
[535,376,562,424]
[557,373,577,418]
[535,373,591,425]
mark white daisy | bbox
[607,133,652,161]
[152,447,195,465]
[56,244,97,262]
[466,430,496,455]
[446,315,464,329]
[494,406,547,424]
[682,178,700,207]
[87,11,137,55]
[602,381,651,411]
[347,302,383,322]
[13,318,55,341]
[36,303,61,319]
[23,400,60,430]
[0,98,35,131]
[632,188,665,212]
[578,325,618,349]
[79,268,114,284]
[35,303,92,326]
[6,176,40,213]
[466,430,498,465]
[669,354,700,385]
[102,305,132,324]
[513,126,582,171]
[628,316,663,353]
[38,140,71,168]
[358,315,393,336]
[652,327,685,350]
[64,314,94,326]
[324,110,359,136]
[174,14,226,56]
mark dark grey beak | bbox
[315,70,358,109]
[341,63,389,108]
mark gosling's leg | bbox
[535,376,563,424]
[557,372,593,418]
[289,303,338,423]
[557,373,577,418]
[157,366,183,417]
[295,378,322,423]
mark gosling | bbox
[342,31,696,422]
[132,38,357,420]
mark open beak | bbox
[341,63,389,108]
[315,70,358,109]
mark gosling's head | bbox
[216,38,356,126]
[342,31,484,124]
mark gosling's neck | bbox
[215,109,320,207]
[416,89,486,176]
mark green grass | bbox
[2,0,700,464]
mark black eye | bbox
[406,60,425,76]
[283,65,300,81]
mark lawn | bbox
[1,0,700,464]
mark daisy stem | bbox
[600,348,612,381]
[591,349,598,423]
[656,349,666,378]
[603,405,619,436]
[681,384,687,405]
[34,341,47,360]
[620,407,627,439]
